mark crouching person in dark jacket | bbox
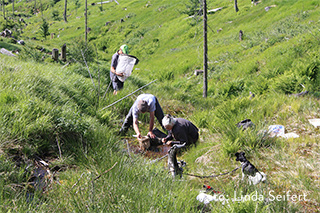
[161,114,199,147]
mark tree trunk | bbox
[235,0,239,12]
[61,43,66,61]
[52,48,59,61]
[203,0,207,98]
[34,0,36,14]
[239,30,243,41]
[168,143,186,178]
[64,0,67,22]
[3,0,6,20]
[12,0,14,17]
[40,0,42,16]
[85,0,87,43]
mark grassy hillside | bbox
[1,0,320,212]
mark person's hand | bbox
[137,133,142,139]
[117,73,124,77]
[147,131,155,139]
[166,141,172,145]
[161,138,167,144]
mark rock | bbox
[17,40,25,45]
[0,48,17,57]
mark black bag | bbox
[148,128,167,146]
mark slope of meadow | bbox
[0,0,320,212]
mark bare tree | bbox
[85,0,87,43]
[203,0,207,98]
[40,0,43,16]
[3,0,6,20]
[64,0,67,22]
[12,0,14,17]
[239,30,243,41]
[34,0,36,14]
[235,0,239,12]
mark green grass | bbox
[1,0,320,212]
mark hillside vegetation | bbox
[1,0,320,212]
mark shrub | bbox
[39,18,50,39]
[52,0,61,5]
[52,10,60,21]
[180,0,202,16]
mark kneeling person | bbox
[162,114,199,146]
[120,94,165,139]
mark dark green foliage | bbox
[52,10,60,21]
[52,0,60,5]
[303,60,320,82]
[180,0,202,16]
[0,18,14,31]
[39,18,50,39]
[74,0,80,9]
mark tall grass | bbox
[1,0,320,211]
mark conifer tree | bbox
[39,18,50,39]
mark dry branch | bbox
[92,162,118,182]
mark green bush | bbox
[180,0,202,16]
[39,18,50,39]
[52,10,60,21]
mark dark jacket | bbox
[165,118,199,146]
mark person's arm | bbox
[166,141,181,145]
[111,66,123,77]
[147,111,156,138]
[133,117,141,138]
[111,53,123,77]
[162,130,173,143]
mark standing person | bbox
[161,114,199,147]
[110,44,129,95]
[119,94,165,139]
